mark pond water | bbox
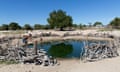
[28,40,105,58]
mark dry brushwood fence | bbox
[0,46,58,66]
[81,39,119,62]
[0,36,120,63]
[0,40,58,66]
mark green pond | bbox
[28,40,105,58]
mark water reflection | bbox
[48,43,73,58]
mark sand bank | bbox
[0,56,120,72]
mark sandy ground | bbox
[0,57,120,72]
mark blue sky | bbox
[0,0,120,26]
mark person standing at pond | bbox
[22,35,28,48]
[39,37,43,48]
[40,37,43,42]
[22,31,33,48]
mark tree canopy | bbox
[47,9,73,30]
[23,24,33,30]
[93,21,103,26]
[0,24,8,30]
[34,24,43,30]
[9,22,21,30]
[110,17,120,28]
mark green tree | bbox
[72,24,77,28]
[44,24,50,29]
[47,9,73,30]
[0,26,2,30]
[88,22,92,27]
[83,24,86,27]
[9,22,21,30]
[79,24,84,29]
[1,24,8,30]
[93,21,103,26]
[34,24,44,30]
[23,24,33,30]
[110,17,120,28]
